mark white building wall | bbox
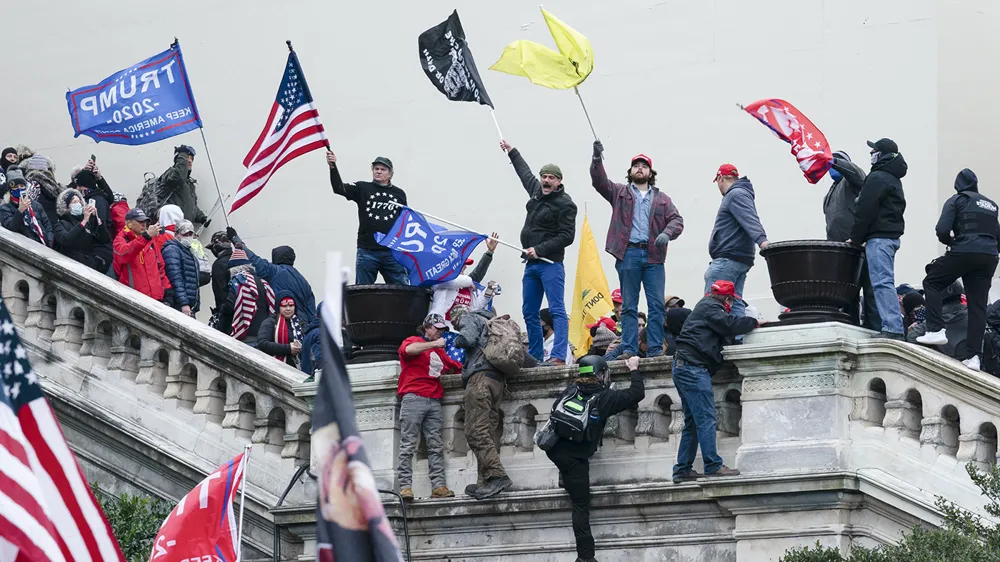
[1,0,995,323]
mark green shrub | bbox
[93,484,173,562]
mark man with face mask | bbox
[1,167,53,248]
[53,187,110,272]
[207,230,235,331]
[327,151,409,285]
[500,139,578,366]
[848,138,908,340]
[591,141,683,361]
[161,220,202,317]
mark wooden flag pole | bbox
[388,202,554,264]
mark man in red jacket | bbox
[396,313,463,501]
[113,208,166,301]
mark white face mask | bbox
[178,235,194,247]
[870,151,881,165]
[70,202,84,216]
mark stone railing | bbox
[0,227,313,559]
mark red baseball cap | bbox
[713,163,739,182]
[586,317,618,331]
[611,288,622,303]
[631,154,653,168]
[464,258,474,266]
[709,280,742,299]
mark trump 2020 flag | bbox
[375,207,487,286]
[147,449,249,562]
[315,254,403,562]
[418,10,494,108]
[742,98,832,184]
[66,42,202,145]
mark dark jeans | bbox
[859,257,882,330]
[616,247,665,355]
[300,326,321,375]
[672,358,723,478]
[356,247,410,285]
[522,261,568,362]
[866,238,903,334]
[547,446,594,559]
[923,252,999,359]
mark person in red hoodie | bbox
[113,208,166,301]
[396,313,463,501]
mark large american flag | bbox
[230,49,329,213]
[0,299,125,561]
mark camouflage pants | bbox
[464,373,506,481]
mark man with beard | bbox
[499,139,577,365]
[848,138,908,340]
[704,164,769,322]
[591,141,684,360]
[327,151,409,285]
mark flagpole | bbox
[489,109,504,141]
[388,201,553,264]
[236,444,251,562]
[574,86,599,141]
[198,127,232,228]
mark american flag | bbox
[0,299,125,561]
[230,49,329,213]
[442,331,465,364]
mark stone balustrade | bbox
[0,228,314,559]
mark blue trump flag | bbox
[66,42,202,145]
[375,207,486,286]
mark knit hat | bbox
[23,154,50,172]
[833,150,851,162]
[175,145,197,157]
[6,167,26,187]
[902,292,925,316]
[539,164,563,179]
[74,169,98,191]
[591,325,617,348]
[228,249,250,267]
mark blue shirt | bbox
[628,185,652,243]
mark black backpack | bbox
[983,302,1000,377]
[550,384,602,443]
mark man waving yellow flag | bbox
[569,214,614,358]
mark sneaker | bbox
[872,331,905,342]
[472,475,513,499]
[465,483,479,496]
[399,488,414,501]
[916,329,948,346]
[540,358,566,366]
[963,355,982,371]
[704,465,740,478]
[672,469,704,483]
[431,486,455,498]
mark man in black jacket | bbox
[672,280,758,483]
[159,145,208,226]
[327,151,409,285]
[547,354,644,562]
[207,231,234,331]
[499,140,577,365]
[916,169,1000,370]
[848,138,908,339]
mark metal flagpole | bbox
[489,109,504,141]
[198,127,232,228]
[236,444,251,561]
[574,86,599,141]
[388,201,553,264]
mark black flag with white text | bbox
[418,10,494,108]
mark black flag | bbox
[418,10,494,108]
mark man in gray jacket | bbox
[704,164,769,318]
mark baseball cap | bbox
[465,258,474,266]
[665,295,686,308]
[866,138,898,154]
[631,154,653,168]
[372,156,394,171]
[586,317,618,332]
[713,164,739,182]
[423,313,448,330]
[175,145,197,157]
[124,208,150,222]
[611,288,622,304]
[709,280,741,299]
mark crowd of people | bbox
[3,133,999,562]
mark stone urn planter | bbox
[344,284,431,363]
[759,240,864,325]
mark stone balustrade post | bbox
[883,399,922,440]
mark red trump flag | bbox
[743,98,832,184]
[148,450,249,562]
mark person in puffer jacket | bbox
[161,220,201,317]
[53,187,111,272]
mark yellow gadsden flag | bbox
[569,215,614,358]
[489,8,594,89]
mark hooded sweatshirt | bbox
[850,152,908,243]
[231,237,318,325]
[824,153,867,242]
[935,168,999,256]
[708,177,767,265]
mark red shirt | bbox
[397,336,463,399]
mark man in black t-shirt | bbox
[327,151,410,285]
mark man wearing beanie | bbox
[591,140,684,361]
[158,145,209,226]
[498,139,577,365]
[916,168,1000,370]
[1,147,17,173]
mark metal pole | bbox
[574,86,599,141]
[378,490,412,562]
[236,444,251,561]
[387,201,553,264]
[198,127,232,228]
[489,109,504,141]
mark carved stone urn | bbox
[344,284,432,363]
[759,240,864,325]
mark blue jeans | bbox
[672,360,723,478]
[703,258,752,318]
[355,247,410,285]
[523,261,568,362]
[865,238,903,334]
[300,326,321,375]
[614,247,665,356]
